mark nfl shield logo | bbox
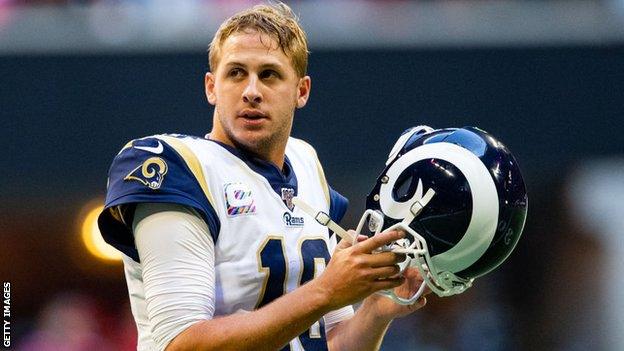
[281,187,295,211]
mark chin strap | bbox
[292,197,355,243]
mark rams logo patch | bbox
[124,157,168,190]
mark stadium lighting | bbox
[81,204,122,262]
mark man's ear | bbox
[296,76,311,108]
[205,72,216,105]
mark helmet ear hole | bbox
[393,172,416,201]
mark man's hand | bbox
[325,230,430,321]
[361,266,429,322]
[323,231,430,351]
[314,230,408,310]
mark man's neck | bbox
[206,132,286,171]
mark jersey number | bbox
[257,237,331,351]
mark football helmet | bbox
[361,125,528,304]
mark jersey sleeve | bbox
[97,136,220,262]
[329,186,348,224]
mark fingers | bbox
[369,264,401,278]
[410,296,427,309]
[402,267,432,293]
[371,276,405,290]
[353,230,404,254]
[335,233,354,251]
[367,251,406,268]
[402,267,421,279]
[335,231,365,251]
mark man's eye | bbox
[228,68,244,77]
[260,70,280,80]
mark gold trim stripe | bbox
[118,140,135,155]
[314,157,331,207]
[156,135,217,208]
[292,138,330,206]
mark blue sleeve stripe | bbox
[98,208,140,261]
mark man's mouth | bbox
[238,109,267,120]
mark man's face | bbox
[205,31,310,158]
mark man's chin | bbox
[231,133,273,154]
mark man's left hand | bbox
[334,231,430,321]
[361,266,429,321]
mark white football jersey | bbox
[99,134,350,351]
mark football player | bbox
[98,2,427,351]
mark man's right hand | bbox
[315,230,407,310]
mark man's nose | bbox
[243,76,262,104]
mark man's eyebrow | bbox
[223,61,246,68]
[258,62,284,71]
[222,61,285,70]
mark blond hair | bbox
[208,2,309,78]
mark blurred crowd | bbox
[16,293,137,351]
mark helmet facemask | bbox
[359,186,473,305]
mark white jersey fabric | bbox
[98,134,353,351]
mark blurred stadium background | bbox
[1,0,623,350]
